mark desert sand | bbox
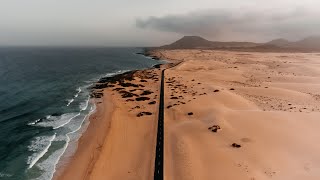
[56,49,320,180]
[152,49,320,180]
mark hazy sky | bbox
[1,0,319,46]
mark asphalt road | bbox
[154,69,164,180]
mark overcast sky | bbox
[1,0,319,46]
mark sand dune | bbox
[157,50,320,180]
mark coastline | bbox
[54,48,320,180]
[54,90,114,179]
[54,52,169,180]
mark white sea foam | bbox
[27,134,56,169]
[66,87,82,106]
[53,113,80,129]
[104,69,130,77]
[29,84,97,179]
[77,87,81,93]
[35,146,64,180]
[36,113,80,129]
[80,97,90,111]
[28,118,41,125]
[74,87,82,98]
[39,106,95,180]
[66,99,74,106]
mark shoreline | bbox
[54,91,115,179]
[54,48,320,180]
[54,52,169,180]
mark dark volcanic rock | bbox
[188,112,193,116]
[92,70,137,91]
[119,82,140,88]
[148,101,156,105]
[136,97,150,101]
[91,92,103,98]
[97,71,136,84]
[137,112,153,117]
[119,90,138,98]
[113,88,125,91]
[232,143,241,148]
[208,125,221,132]
[153,64,162,68]
[214,90,220,92]
[141,90,153,96]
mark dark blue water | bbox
[0,47,161,180]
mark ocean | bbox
[0,47,162,180]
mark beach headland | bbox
[55,48,320,180]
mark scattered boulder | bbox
[214,90,220,92]
[136,97,150,101]
[137,112,153,117]
[153,64,162,68]
[208,125,221,132]
[148,101,156,105]
[91,92,103,98]
[119,91,138,98]
[113,88,125,91]
[141,90,153,96]
[232,143,241,148]
[119,82,140,88]
[188,112,193,116]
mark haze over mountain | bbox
[160,36,320,51]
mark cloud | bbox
[136,8,320,41]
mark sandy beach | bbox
[56,49,320,180]
[55,66,168,180]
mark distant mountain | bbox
[160,36,260,49]
[266,38,291,47]
[160,36,213,49]
[159,36,320,51]
[292,36,320,50]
